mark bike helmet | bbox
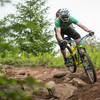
[59,9,70,22]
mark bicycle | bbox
[62,33,97,84]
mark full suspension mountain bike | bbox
[62,33,97,84]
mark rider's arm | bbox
[55,18,63,41]
[77,22,90,32]
[70,16,90,32]
[56,28,63,41]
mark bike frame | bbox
[65,34,91,67]
[70,44,82,66]
[65,33,97,83]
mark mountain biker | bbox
[54,8,94,67]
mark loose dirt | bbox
[1,65,100,100]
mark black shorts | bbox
[55,27,81,50]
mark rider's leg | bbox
[55,33,70,67]
[61,49,68,61]
[60,49,70,67]
[66,27,82,47]
[61,49,67,59]
[75,38,82,47]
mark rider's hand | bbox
[60,40,64,44]
[88,30,94,36]
[59,40,67,47]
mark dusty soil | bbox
[1,65,100,100]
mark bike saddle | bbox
[64,37,74,44]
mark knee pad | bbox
[76,40,82,47]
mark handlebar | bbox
[64,33,93,44]
[81,34,90,40]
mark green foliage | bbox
[0,0,55,56]
[0,37,99,68]
[0,52,64,67]
[0,76,45,100]
[83,36,100,69]
[0,46,99,68]
[0,77,30,100]
[47,56,64,68]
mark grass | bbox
[0,53,64,67]
[0,51,99,69]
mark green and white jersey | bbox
[54,16,79,32]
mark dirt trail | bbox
[1,65,100,100]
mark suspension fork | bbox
[83,47,87,53]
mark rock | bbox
[51,68,58,74]
[45,81,56,88]
[95,98,100,100]
[52,84,77,100]
[35,74,43,78]
[53,71,67,78]
[69,78,87,87]
[19,72,26,75]
[63,77,71,83]
[17,70,26,75]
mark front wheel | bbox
[66,46,77,73]
[82,53,97,84]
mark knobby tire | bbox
[66,46,77,73]
[82,53,97,84]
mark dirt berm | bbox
[1,65,100,100]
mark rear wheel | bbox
[66,46,77,73]
[82,53,97,84]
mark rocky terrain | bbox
[1,65,100,100]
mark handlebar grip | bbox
[60,40,67,47]
[88,30,95,36]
